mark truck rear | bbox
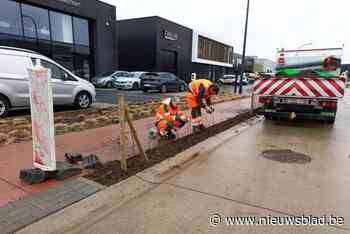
[254,48,346,123]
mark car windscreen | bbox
[144,73,159,79]
[130,72,145,78]
[100,71,114,77]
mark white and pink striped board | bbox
[254,77,346,98]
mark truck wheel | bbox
[264,114,273,120]
[264,114,277,120]
[325,117,335,124]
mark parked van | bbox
[0,47,96,118]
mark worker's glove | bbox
[180,115,188,122]
[175,115,187,122]
[205,106,214,114]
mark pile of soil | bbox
[85,111,259,186]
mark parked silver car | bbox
[0,46,96,118]
[114,71,146,90]
[91,71,130,88]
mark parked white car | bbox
[0,46,96,118]
[114,72,146,90]
[219,74,248,85]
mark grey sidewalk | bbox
[16,92,350,233]
[0,178,104,234]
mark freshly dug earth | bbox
[85,111,258,186]
[0,93,243,147]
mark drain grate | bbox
[261,149,311,164]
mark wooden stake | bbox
[125,107,149,161]
[250,91,255,113]
[117,95,128,171]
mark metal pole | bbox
[239,0,251,94]
[23,15,39,49]
[234,63,238,93]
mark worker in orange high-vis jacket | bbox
[156,97,187,140]
[186,79,220,132]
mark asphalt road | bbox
[4,84,251,117]
[95,84,252,104]
[95,88,185,104]
[58,92,350,233]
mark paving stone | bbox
[1,225,16,234]
[8,202,37,218]
[0,178,104,233]
[52,193,78,205]
[25,197,50,210]
[68,182,88,191]
[0,218,11,227]
[0,203,16,215]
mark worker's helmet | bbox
[162,97,172,105]
[191,73,197,80]
[162,97,180,107]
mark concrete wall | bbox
[117,16,233,82]
[155,17,193,82]
[117,17,157,71]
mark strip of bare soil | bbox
[85,111,259,186]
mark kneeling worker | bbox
[156,97,187,140]
[186,79,220,132]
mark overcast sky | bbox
[102,0,350,63]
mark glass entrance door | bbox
[73,55,91,80]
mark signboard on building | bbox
[164,30,178,41]
[56,0,81,7]
[28,65,56,171]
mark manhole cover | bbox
[261,149,311,164]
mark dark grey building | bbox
[233,53,256,73]
[117,16,234,82]
[0,0,118,79]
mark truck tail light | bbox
[319,100,337,108]
[259,97,273,105]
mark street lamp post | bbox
[239,0,251,94]
[233,57,240,93]
[22,15,39,49]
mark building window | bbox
[197,35,233,64]
[0,0,22,36]
[50,11,73,43]
[73,17,89,46]
[22,4,50,40]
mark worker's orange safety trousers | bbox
[186,92,202,127]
